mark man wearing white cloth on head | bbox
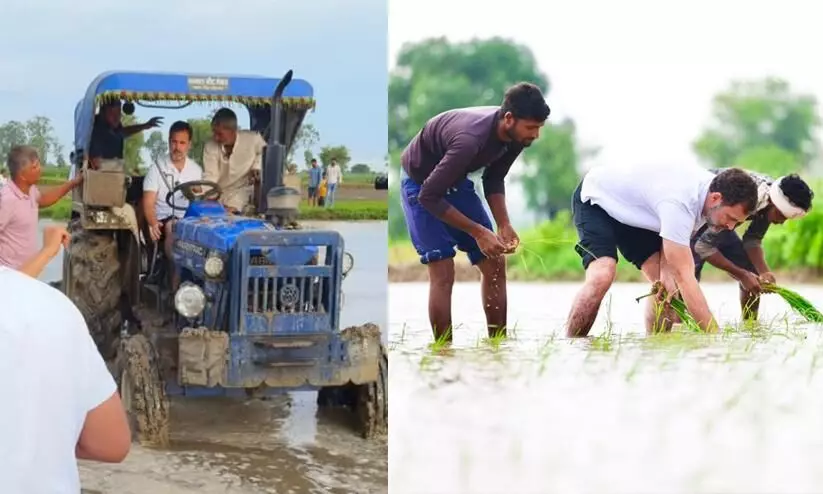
[691,170,814,320]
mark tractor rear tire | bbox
[64,222,122,361]
[115,333,170,447]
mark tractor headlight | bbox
[204,254,224,277]
[174,282,206,319]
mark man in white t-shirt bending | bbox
[1,225,130,493]
[566,164,759,336]
[143,121,203,289]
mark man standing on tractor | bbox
[0,145,82,270]
[143,121,203,290]
[202,107,266,213]
[399,82,551,342]
[88,100,163,168]
[691,170,814,320]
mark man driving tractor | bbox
[142,121,203,290]
[202,108,266,213]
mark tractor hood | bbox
[174,215,319,264]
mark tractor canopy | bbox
[73,71,316,158]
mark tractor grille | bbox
[246,275,327,314]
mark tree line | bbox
[388,36,822,241]
[0,114,377,175]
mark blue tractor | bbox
[61,70,387,445]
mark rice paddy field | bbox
[388,280,823,494]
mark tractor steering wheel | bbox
[166,180,223,211]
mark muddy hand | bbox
[475,228,507,258]
[146,116,164,128]
[497,224,520,254]
[739,271,762,294]
[759,272,776,292]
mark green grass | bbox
[299,200,387,220]
[296,171,381,188]
[39,197,386,221]
[40,197,72,220]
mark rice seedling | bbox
[635,282,702,332]
[762,283,823,323]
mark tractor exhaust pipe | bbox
[266,69,292,192]
[259,70,301,225]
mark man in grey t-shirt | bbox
[691,170,814,320]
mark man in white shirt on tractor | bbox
[142,121,203,290]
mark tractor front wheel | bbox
[114,333,170,447]
[317,325,388,439]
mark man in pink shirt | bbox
[0,145,82,269]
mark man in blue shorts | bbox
[399,82,551,341]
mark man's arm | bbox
[482,145,522,228]
[741,213,772,274]
[121,117,162,138]
[417,132,484,233]
[19,226,69,278]
[202,141,220,183]
[693,232,753,281]
[38,178,82,208]
[142,167,161,234]
[657,200,718,332]
[74,310,130,463]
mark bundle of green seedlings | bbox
[761,283,823,323]
[636,282,702,332]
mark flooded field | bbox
[40,220,388,494]
[389,281,823,494]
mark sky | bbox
[0,0,387,167]
[389,0,823,223]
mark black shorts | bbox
[307,186,318,198]
[571,182,662,270]
[691,228,758,281]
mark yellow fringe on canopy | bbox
[95,90,316,110]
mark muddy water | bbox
[39,220,388,494]
[389,281,823,494]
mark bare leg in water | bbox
[740,285,760,321]
[427,258,456,342]
[476,255,507,338]
[565,257,617,337]
[640,252,679,334]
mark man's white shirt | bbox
[143,155,203,220]
[0,267,116,493]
